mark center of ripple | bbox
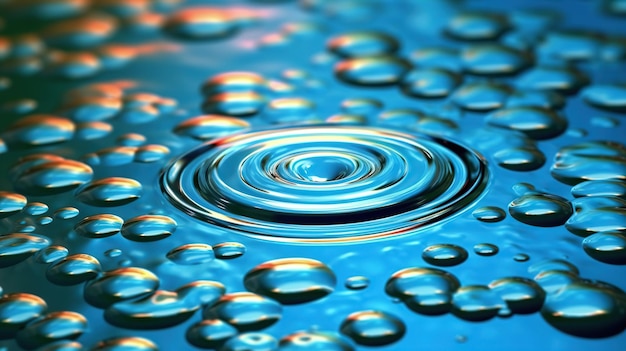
[161,125,488,242]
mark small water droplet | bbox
[166,243,215,265]
[121,214,177,242]
[340,310,405,346]
[472,206,506,222]
[422,244,468,267]
[473,243,499,256]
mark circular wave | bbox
[161,125,488,242]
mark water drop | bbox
[400,68,461,98]
[345,276,369,290]
[11,155,93,195]
[23,202,47,216]
[327,31,399,58]
[551,141,626,185]
[5,114,75,146]
[451,285,504,321]
[334,56,411,86]
[581,84,626,112]
[202,91,265,116]
[75,121,112,140]
[451,82,511,111]
[485,107,567,140]
[186,319,238,349]
[385,267,460,315]
[121,215,177,242]
[0,233,50,268]
[46,253,101,286]
[0,191,27,218]
[35,245,69,264]
[508,193,572,227]
[445,12,508,41]
[117,133,146,146]
[516,66,589,94]
[473,243,499,256]
[74,214,123,238]
[582,232,626,264]
[166,243,215,265]
[0,293,47,338]
[265,97,316,124]
[340,98,382,116]
[16,311,87,350]
[84,267,159,308]
[513,253,530,262]
[76,177,142,207]
[244,258,336,304]
[461,44,530,76]
[203,292,282,331]
[409,47,461,72]
[472,206,506,222]
[54,206,79,219]
[505,90,565,109]
[494,147,546,171]
[201,72,266,96]
[164,7,240,40]
[566,208,626,237]
[175,115,249,140]
[214,242,246,259]
[422,244,468,267]
[92,337,158,351]
[489,277,545,314]
[62,94,122,122]
[221,333,278,351]
[538,31,602,61]
[339,310,405,346]
[279,331,354,351]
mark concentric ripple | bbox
[161,125,487,242]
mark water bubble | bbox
[422,244,468,267]
[121,215,177,242]
[202,292,282,331]
[0,191,27,218]
[164,7,240,40]
[461,44,530,76]
[166,243,215,265]
[581,84,626,112]
[4,114,75,146]
[214,242,246,259]
[472,206,506,222]
[76,177,142,207]
[541,280,626,338]
[244,258,336,304]
[508,193,573,227]
[582,232,626,264]
[84,267,159,308]
[339,310,405,346]
[345,276,369,290]
[35,245,69,264]
[494,147,546,171]
[400,68,461,98]
[0,233,50,268]
[279,331,354,351]
[106,281,224,330]
[334,56,412,86]
[451,82,511,111]
[444,12,509,41]
[175,115,249,140]
[162,125,487,242]
[551,141,626,185]
[91,337,158,351]
[473,243,499,256]
[327,31,399,58]
[485,107,567,140]
[489,277,545,314]
[0,293,47,338]
[76,121,113,140]
[15,311,86,350]
[11,155,93,195]
[385,267,460,315]
[46,253,101,286]
[516,66,589,94]
[54,206,79,220]
[74,214,123,238]
[326,114,367,125]
[186,319,238,349]
[451,285,504,321]
[221,333,278,351]
[202,91,266,117]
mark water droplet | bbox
[44,14,117,49]
[166,243,215,265]
[0,233,50,268]
[582,232,626,264]
[513,253,530,262]
[175,115,249,140]
[566,207,626,237]
[445,12,509,41]
[340,98,382,116]
[345,276,369,290]
[214,242,246,259]
[35,340,83,351]
[505,90,565,109]
[76,121,113,140]
[265,98,316,124]
[165,7,240,40]
[11,155,93,195]
[202,91,266,116]
[451,285,504,321]
[451,82,511,111]
[494,147,546,171]
[385,267,460,315]
[551,141,626,185]
[508,192,573,227]
[221,332,278,351]
[339,310,405,346]
[92,337,158,351]
[581,84,626,112]
[489,277,545,314]
[422,244,468,267]
[472,206,506,222]
[485,107,567,140]
[16,311,87,350]
[74,214,123,238]
[279,331,354,351]
[35,245,69,264]
[400,68,461,98]
[201,72,266,96]
[516,66,589,94]
[461,44,530,76]
[541,280,626,338]
[117,133,146,147]
[121,215,177,242]
[62,94,122,122]
[473,243,499,256]
[46,253,101,286]
[0,191,27,218]
[244,258,336,304]
[334,56,411,86]
[76,177,142,207]
[88,146,137,167]
[54,206,79,219]
[5,114,75,146]
[84,267,159,308]
[186,319,238,349]
[409,47,461,72]
[104,249,122,258]
[0,293,47,338]
[203,292,282,331]
[327,31,399,58]
[538,31,602,61]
